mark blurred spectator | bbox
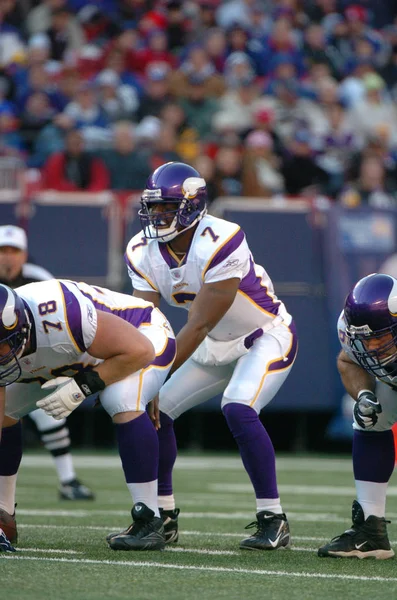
[281,129,329,195]
[27,0,84,49]
[213,145,243,196]
[134,29,176,74]
[267,79,327,144]
[149,122,182,170]
[41,128,109,191]
[303,23,341,79]
[136,63,173,121]
[179,73,219,140]
[45,7,85,61]
[100,121,152,191]
[203,27,227,73]
[64,81,110,150]
[95,69,138,122]
[174,44,225,97]
[19,91,56,154]
[28,112,75,168]
[192,153,217,203]
[339,156,396,208]
[165,0,189,53]
[347,72,397,146]
[213,70,259,134]
[348,133,397,194]
[315,100,361,197]
[216,0,258,31]
[135,115,162,151]
[0,108,24,157]
[242,130,285,196]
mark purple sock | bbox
[223,403,278,498]
[0,422,23,476]
[157,412,177,496]
[116,413,158,483]
[353,429,395,483]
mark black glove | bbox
[354,390,382,430]
[0,528,16,552]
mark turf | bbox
[2,453,397,600]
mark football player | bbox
[0,224,94,501]
[0,279,176,552]
[318,273,397,559]
[123,161,298,550]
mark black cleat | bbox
[0,508,17,544]
[160,508,180,544]
[108,503,165,551]
[318,500,395,560]
[240,511,290,550]
[59,478,95,501]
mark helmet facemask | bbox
[347,322,397,382]
[0,286,31,386]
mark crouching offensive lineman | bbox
[319,273,397,559]
[0,279,175,552]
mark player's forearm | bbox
[94,346,155,386]
[337,353,375,400]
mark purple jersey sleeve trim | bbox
[124,251,158,292]
[202,228,245,279]
[79,288,154,328]
[59,282,86,352]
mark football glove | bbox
[0,528,16,552]
[354,390,382,430]
[37,377,87,420]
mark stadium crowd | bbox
[1,0,397,205]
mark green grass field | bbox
[2,452,397,600]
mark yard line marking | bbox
[20,454,354,472]
[14,509,348,522]
[18,548,83,554]
[2,555,397,582]
[210,483,397,497]
[168,546,316,555]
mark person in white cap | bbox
[0,225,94,501]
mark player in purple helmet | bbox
[319,273,397,559]
[121,161,298,551]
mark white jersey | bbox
[15,279,157,384]
[125,214,292,342]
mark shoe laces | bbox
[244,513,279,533]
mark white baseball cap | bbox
[0,226,27,251]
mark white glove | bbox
[37,377,86,420]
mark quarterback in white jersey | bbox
[319,273,397,560]
[0,279,176,552]
[124,161,298,550]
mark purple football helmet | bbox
[0,285,31,386]
[139,162,207,242]
[344,273,397,382]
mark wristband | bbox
[74,370,106,397]
[357,389,375,400]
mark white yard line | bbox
[1,555,397,582]
[20,454,355,472]
[18,548,83,554]
[14,508,348,522]
[210,483,397,497]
